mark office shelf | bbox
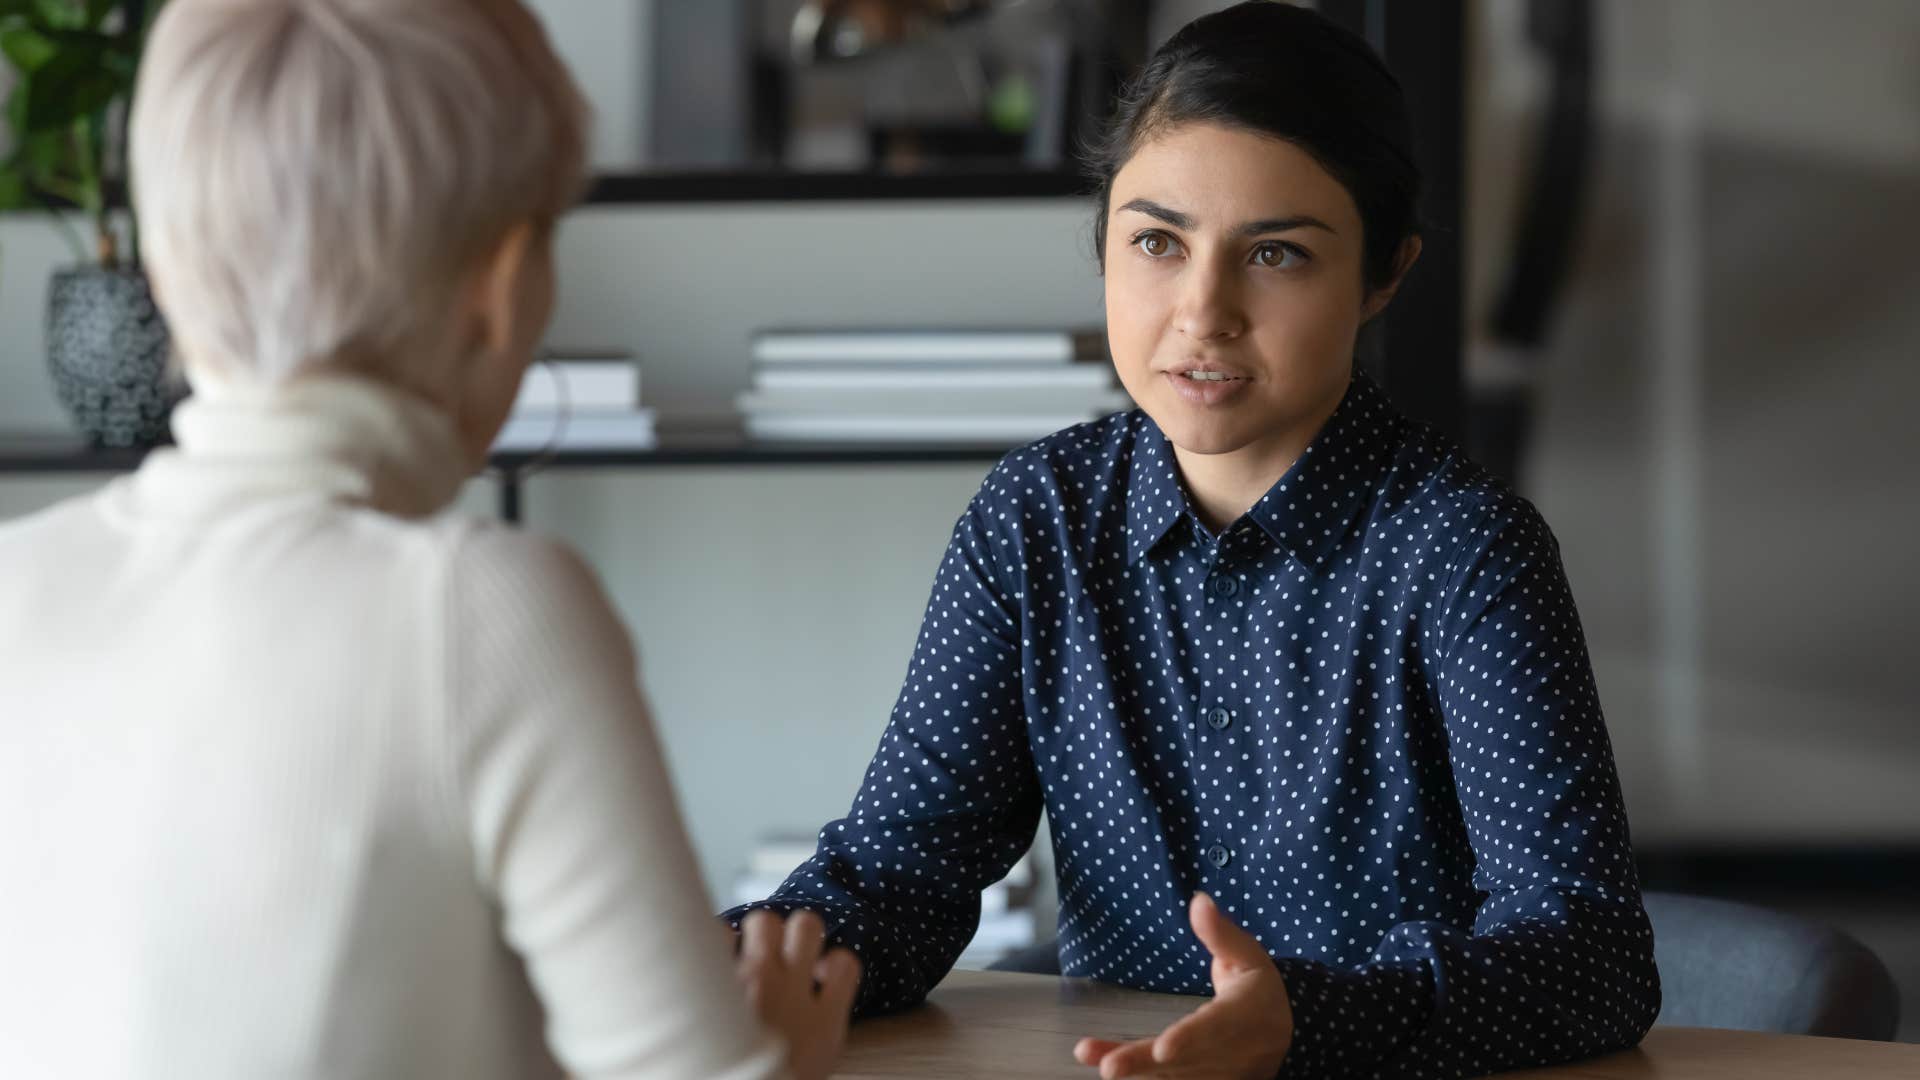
[0,426,1010,522]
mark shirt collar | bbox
[1123,416,1188,565]
[1125,373,1401,570]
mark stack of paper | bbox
[494,347,655,452]
[738,329,1129,444]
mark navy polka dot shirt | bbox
[726,375,1660,1077]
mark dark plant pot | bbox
[46,266,182,448]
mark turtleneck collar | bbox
[118,372,474,522]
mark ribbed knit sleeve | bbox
[445,523,790,1080]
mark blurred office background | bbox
[1,0,1915,1036]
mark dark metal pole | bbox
[497,474,522,524]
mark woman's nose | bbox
[1173,261,1245,341]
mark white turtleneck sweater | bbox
[0,376,789,1080]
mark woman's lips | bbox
[1164,369,1251,406]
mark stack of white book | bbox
[493,348,655,452]
[738,328,1130,444]
[730,835,1040,969]
[727,835,821,909]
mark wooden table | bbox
[841,971,1920,1078]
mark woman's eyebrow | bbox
[1116,198,1195,230]
[1116,198,1337,239]
[1237,214,1337,237]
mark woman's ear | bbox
[1361,235,1424,323]
[471,221,539,356]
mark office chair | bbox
[1643,891,1900,1040]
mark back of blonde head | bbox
[131,0,589,384]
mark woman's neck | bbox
[157,369,473,519]
[1170,391,1346,535]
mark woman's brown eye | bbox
[1253,242,1302,268]
[1138,233,1170,257]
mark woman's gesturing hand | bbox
[1074,893,1295,1079]
[736,909,862,1080]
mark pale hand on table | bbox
[1074,893,1295,1079]
[736,909,863,1080]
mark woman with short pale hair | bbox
[0,1,854,1077]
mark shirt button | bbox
[1207,575,1239,599]
[1206,844,1232,869]
[1206,707,1233,731]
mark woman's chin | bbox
[1148,410,1264,458]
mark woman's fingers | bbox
[1074,1036,1124,1065]
[738,911,784,970]
[1151,999,1221,1063]
[814,946,862,1013]
[1078,997,1232,1076]
[1188,891,1270,976]
[735,908,859,1068]
[782,908,827,970]
[1095,1037,1159,1079]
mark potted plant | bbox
[1,0,173,447]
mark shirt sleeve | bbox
[445,525,790,1080]
[720,490,1044,1018]
[1267,496,1661,1079]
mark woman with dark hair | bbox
[730,3,1660,1076]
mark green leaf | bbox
[11,127,72,186]
[0,163,29,210]
[100,41,134,79]
[5,79,27,134]
[0,24,57,70]
[32,0,84,31]
[84,0,118,26]
[28,25,124,51]
[19,40,123,132]
[1,25,127,70]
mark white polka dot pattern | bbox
[723,375,1660,1078]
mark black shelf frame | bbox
[582,171,1090,204]
[20,168,1092,219]
[0,433,1011,524]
